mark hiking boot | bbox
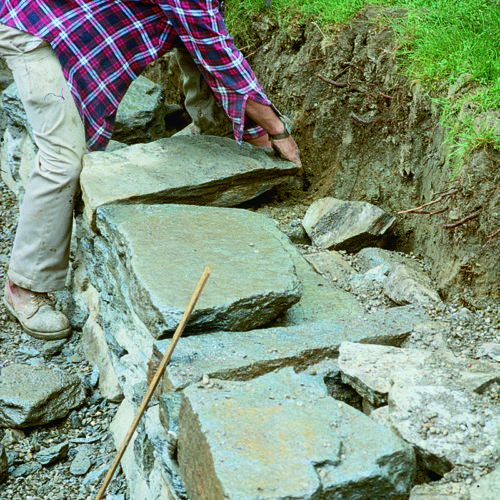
[3,280,71,340]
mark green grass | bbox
[225,0,500,162]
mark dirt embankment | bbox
[152,6,500,300]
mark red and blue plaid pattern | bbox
[0,0,270,150]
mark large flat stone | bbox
[154,306,429,391]
[177,369,415,500]
[81,135,298,229]
[94,203,302,334]
[276,247,363,326]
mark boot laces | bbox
[30,293,54,308]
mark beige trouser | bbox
[0,24,86,292]
[175,46,234,137]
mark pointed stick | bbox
[95,266,211,500]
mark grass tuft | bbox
[225,0,500,166]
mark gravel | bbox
[0,179,128,499]
[1,178,499,497]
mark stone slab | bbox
[373,384,500,476]
[177,368,415,500]
[339,342,500,407]
[95,204,302,333]
[154,306,429,391]
[276,246,363,326]
[81,135,298,229]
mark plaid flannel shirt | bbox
[0,0,271,150]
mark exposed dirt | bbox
[1,5,499,499]
[153,5,500,300]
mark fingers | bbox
[271,136,302,168]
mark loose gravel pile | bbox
[1,179,499,499]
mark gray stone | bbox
[35,441,69,466]
[41,339,68,357]
[0,364,86,428]
[373,384,500,476]
[81,313,124,403]
[470,467,500,500]
[0,124,36,202]
[0,428,25,446]
[473,110,500,138]
[276,247,363,326]
[18,345,40,358]
[355,247,420,273]
[0,72,14,138]
[80,135,298,229]
[110,400,152,499]
[302,197,395,250]
[10,460,42,478]
[409,481,470,499]
[2,82,31,130]
[339,342,430,407]
[338,342,500,406]
[94,203,302,334]
[178,368,415,500]
[154,306,427,392]
[82,461,109,486]
[112,75,167,145]
[302,249,355,284]
[70,445,93,476]
[0,83,36,202]
[384,263,442,306]
[0,444,7,483]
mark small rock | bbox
[70,445,93,476]
[35,441,69,466]
[1,428,25,446]
[18,345,40,358]
[42,339,68,357]
[10,461,42,478]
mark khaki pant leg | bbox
[175,46,233,137]
[0,24,86,292]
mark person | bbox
[0,0,302,341]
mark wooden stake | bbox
[95,266,211,500]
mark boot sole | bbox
[3,297,71,341]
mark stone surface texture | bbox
[81,135,298,229]
[178,369,415,500]
[0,364,86,428]
[302,197,395,250]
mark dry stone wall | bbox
[2,70,499,500]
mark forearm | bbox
[245,98,285,136]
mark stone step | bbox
[153,306,428,392]
[177,368,416,500]
[81,135,298,229]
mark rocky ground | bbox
[0,179,129,499]
[1,172,499,498]
[0,7,499,497]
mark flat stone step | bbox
[93,203,302,334]
[177,368,415,500]
[81,135,298,229]
[154,306,428,391]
